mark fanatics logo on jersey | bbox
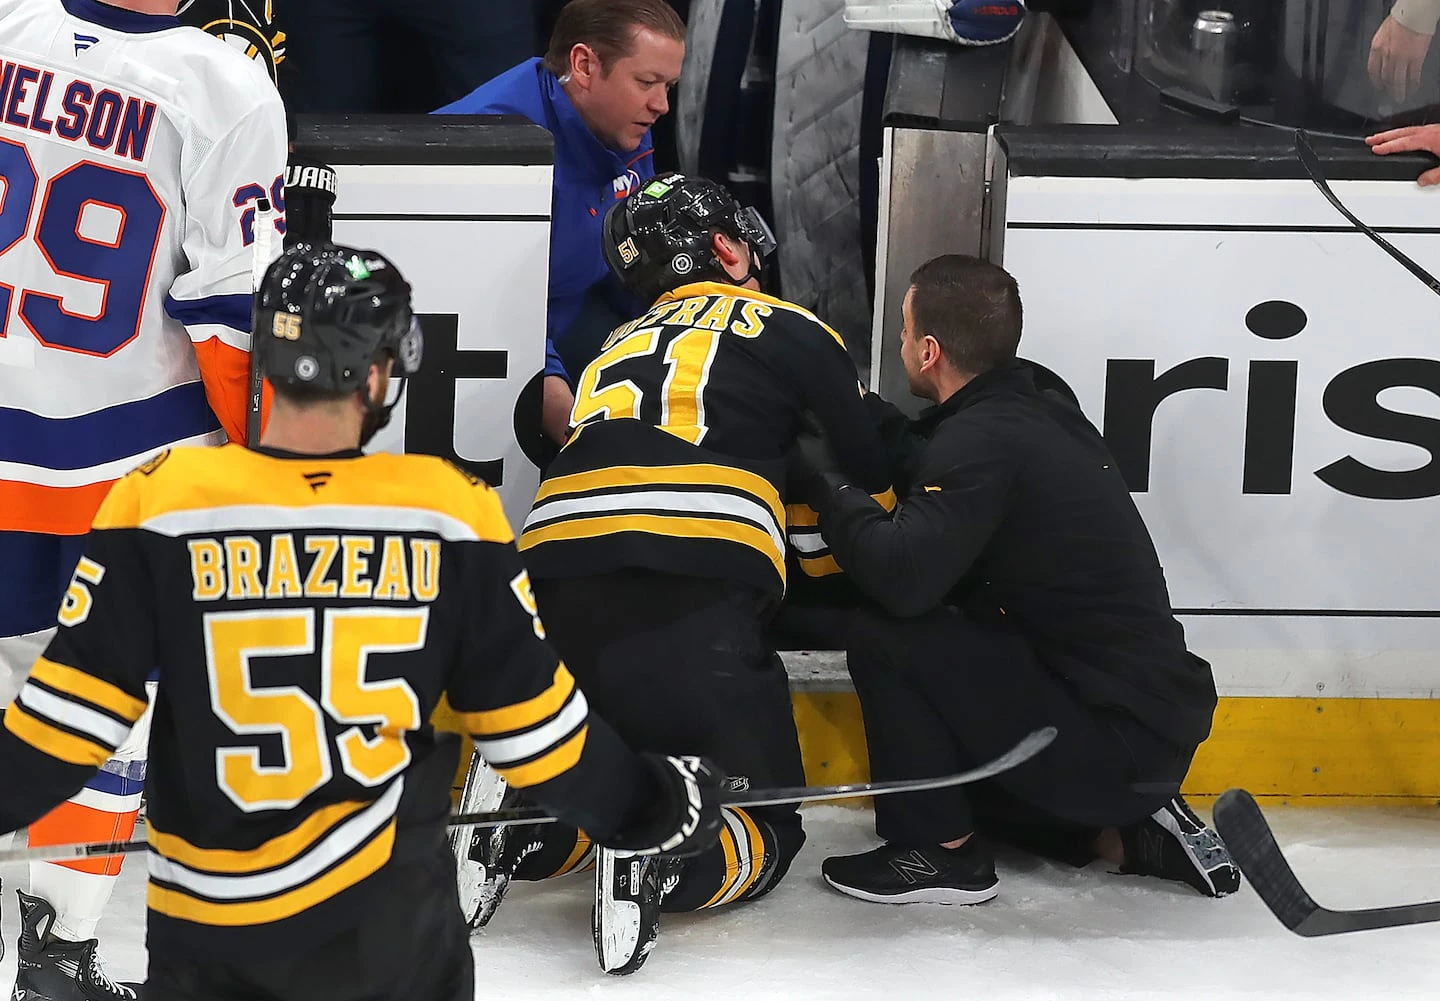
[73,33,99,55]
[302,471,332,492]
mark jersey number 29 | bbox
[0,139,165,357]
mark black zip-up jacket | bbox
[811,363,1218,752]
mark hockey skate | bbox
[1119,796,1242,897]
[11,889,140,1001]
[450,754,510,930]
[591,850,683,976]
[459,811,549,931]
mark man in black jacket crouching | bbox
[795,254,1240,905]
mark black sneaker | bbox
[821,839,999,905]
[1119,797,1242,897]
[12,889,141,1001]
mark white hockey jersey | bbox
[0,0,287,638]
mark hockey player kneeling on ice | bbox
[789,255,1242,905]
[0,243,721,1001]
[479,175,897,975]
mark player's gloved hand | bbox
[788,411,852,507]
[283,154,338,248]
[603,754,723,857]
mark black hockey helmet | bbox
[602,173,777,303]
[253,243,423,399]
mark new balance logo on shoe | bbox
[888,850,941,885]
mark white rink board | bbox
[1002,174,1440,697]
[325,160,551,533]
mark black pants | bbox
[847,609,1191,864]
[144,846,473,1001]
[534,571,806,909]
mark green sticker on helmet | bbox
[643,180,672,199]
[345,256,371,281]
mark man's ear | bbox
[920,334,944,373]
[570,43,599,87]
[365,362,386,405]
[713,232,745,268]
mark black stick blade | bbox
[1214,787,1440,937]
[1213,788,1320,933]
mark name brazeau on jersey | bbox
[187,534,442,603]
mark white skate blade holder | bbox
[594,850,651,974]
[450,756,508,925]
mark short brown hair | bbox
[907,255,1022,376]
[543,0,687,77]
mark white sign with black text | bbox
[1002,174,1440,697]
[328,163,552,532]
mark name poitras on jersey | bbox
[0,445,656,958]
[519,282,896,602]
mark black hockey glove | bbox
[283,154,337,249]
[788,411,852,509]
[603,754,723,857]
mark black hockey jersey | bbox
[0,445,652,958]
[519,281,895,600]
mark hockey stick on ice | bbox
[0,727,1056,865]
[1213,787,1440,936]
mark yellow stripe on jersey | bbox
[28,657,148,723]
[520,513,786,584]
[787,505,819,528]
[459,664,576,737]
[494,726,588,788]
[798,554,842,577]
[787,487,896,529]
[658,281,848,350]
[729,809,767,902]
[90,446,515,545]
[556,833,595,876]
[4,703,113,767]
[701,823,742,908]
[533,463,785,531]
[148,820,395,926]
[147,799,370,874]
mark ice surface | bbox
[2,805,1436,999]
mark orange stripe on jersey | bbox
[0,479,117,536]
[192,335,252,445]
[29,800,140,877]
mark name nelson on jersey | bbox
[0,57,157,161]
[187,533,441,603]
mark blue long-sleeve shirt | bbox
[437,59,654,382]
